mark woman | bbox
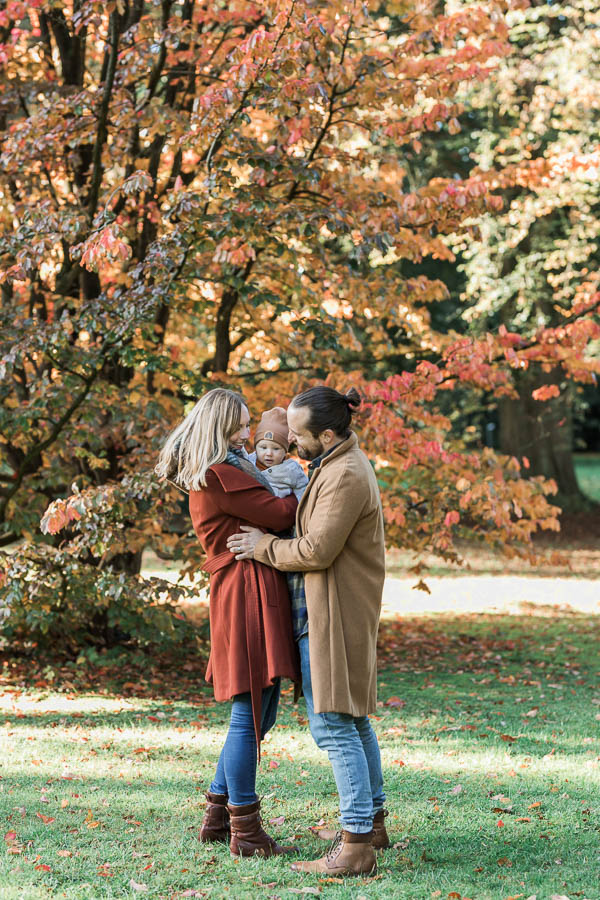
[156,388,299,858]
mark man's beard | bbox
[297,439,324,461]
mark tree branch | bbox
[88,13,120,219]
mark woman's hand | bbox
[227,525,265,560]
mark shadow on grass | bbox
[1,767,599,899]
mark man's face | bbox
[287,405,324,461]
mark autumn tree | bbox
[450,0,600,506]
[0,0,594,648]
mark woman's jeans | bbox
[299,634,385,834]
[209,680,280,806]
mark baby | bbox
[249,407,308,501]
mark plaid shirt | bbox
[286,445,340,640]
[287,563,308,640]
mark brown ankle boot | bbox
[228,800,299,858]
[311,809,391,850]
[291,829,376,876]
[198,792,230,843]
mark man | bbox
[227,385,389,876]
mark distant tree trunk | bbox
[498,366,583,507]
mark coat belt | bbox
[202,550,234,574]
[202,549,264,757]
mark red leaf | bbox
[36,813,55,825]
[444,510,460,527]
[385,696,406,708]
[532,384,560,402]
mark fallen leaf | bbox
[84,809,100,828]
[524,708,538,717]
[496,819,505,827]
[4,832,16,842]
[528,802,542,810]
[34,864,51,872]
[550,896,570,900]
[500,734,516,742]
[516,817,531,823]
[450,784,463,795]
[448,893,462,899]
[36,813,55,825]
[129,880,148,893]
[57,850,72,857]
[497,856,512,866]
[269,815,285,826]
[268,760,279,769]
[384,696,406,708]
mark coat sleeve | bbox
[254,460,366,571]
[206,470,297,531]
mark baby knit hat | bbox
[254,407,289,451]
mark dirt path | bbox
[382,573,600,616]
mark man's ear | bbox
[320,428,335,446]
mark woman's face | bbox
[229,405,251,449]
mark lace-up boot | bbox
[291,829,376,876]
[311,809,390,849]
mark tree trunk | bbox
[498,366,584,508]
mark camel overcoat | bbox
[254,432,385,716]
[189,464,299,745]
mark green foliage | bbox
[1,469,205,652]
[0,541,199,652]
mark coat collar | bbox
[316,431,358,468]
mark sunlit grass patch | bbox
[575,453,600,503]
[1,609,599,899]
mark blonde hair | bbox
[155,389,247,491]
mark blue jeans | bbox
[299,634,385,834]
[210,680,280,806]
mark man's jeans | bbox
[210,680,280,806]
[299,634,385,834]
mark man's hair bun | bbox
[344,387,361,410]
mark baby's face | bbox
[255,439,286,467]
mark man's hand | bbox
[227,525,264,560]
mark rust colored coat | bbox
[189,463,299,744]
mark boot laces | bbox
[326,831,343,863]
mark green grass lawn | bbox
[1,610,599,900]
[575,454,600,503]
